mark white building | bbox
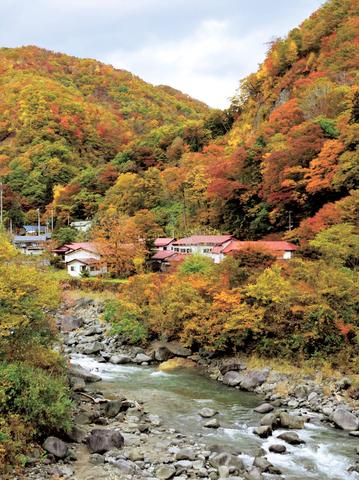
[64,242,107,277]
[70,220,92,233]
[170,235,234,263]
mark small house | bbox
[13,233,52,255]
[64,242,107,277]
[154,237,175,251]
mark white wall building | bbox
[64,242,107,277]
[170,235,234,263]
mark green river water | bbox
[72,355,358,480]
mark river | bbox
[71,354,358,480]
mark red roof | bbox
[65,242,98,254]
[172,235,233,246]
[152,250,176,260]
[52,245,70,253]
[154,237,175,247]
[167,253,188,262]
[222,240,298,254]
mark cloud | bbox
[105,19,271,108]
[0,0,325,108]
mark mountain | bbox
[0,46,209,223]
[1,0,358,238]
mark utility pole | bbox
[288,211,293,231]
[37,208,41,236]
[9,218,12,236]
[0,180,3,226]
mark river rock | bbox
[103,399,123,418]
[269,444,286,454]
[253,425,272,438]
[61,315,83,332]
[219,359,245,375]
[253,456,271,471]
[204,418,220,428]
[82,341,103,355]
[66,425,87,443]
[69,375,86,391]
[43,436,68,459]
[209,452,244,470]
[277,432,304,445]
[68,364,101,383]
[279,412,306,429]
[152,343,174,362]
[109,354,131,364]
[240,369,270,391]
[245,466,263,479]
[332,408,359,431]
[254,403,274,414]
[166,341,191,357]
[156,464,176,479]
[175,448,196,461]
[199,407,218,418]
[134,353,152,363]
[87,428,124,453]
[260,412,279,428]
[223,371,243,387]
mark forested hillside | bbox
[99,0,358,240]
[0,0,358,241]
[0,46,208,224]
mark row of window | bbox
[171,247,212,254]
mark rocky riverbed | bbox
[19,296,359,479]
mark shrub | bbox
[104,299,148,344]
[0,363,73,435]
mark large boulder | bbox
[222,370,243,387]
[82,342,103,355]
[61,315,83,332]
[43,436,68,459]
[68,364,101,383]
[87,428,124,453]
[269,444,286,454]
[260,412,279,428]
[109,355,131,365]
[102,400,124,418]
[253,425,272,438]
[219,359,245,375]
[332,408,359,431]
[279,412,306,429]
[240,368,270,391]
[277,432,304,445]
[134,353,152,364]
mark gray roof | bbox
[13,234,51,243]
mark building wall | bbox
[67,260,106,277]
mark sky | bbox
[0,0,324,108]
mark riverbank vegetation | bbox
[0,233,73,475]
[104,225,359,371]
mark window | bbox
[163,246,167,251]
[203,248,211,253]
[70,266,75,271]
[174,247,179,252]
[186,248,191,253]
